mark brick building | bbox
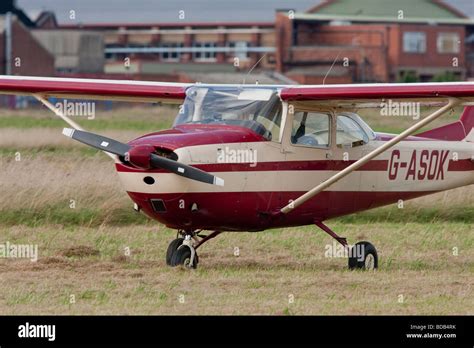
[59,22,277,79]
[0,15,55,76]
[4,0,474,83]
[276,0,474,83]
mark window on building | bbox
[228,41,249,60]
[437,33,460,54]
[403,32,426,53]
[193,42,217,61]
[160,43,183,61]
[291,111,330,148]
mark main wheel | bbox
[348,241,378,270]
[170,246,198,269]
[166,238,184,265]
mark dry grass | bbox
[0,128,145,149]
[0,223,472,315]
[0,106,472,315]
[0,153,472,315]
[0,104,177,121]
[0,154,124,211]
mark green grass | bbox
[0,115,173,132]
[0,205,152,228]
[0,222,472,314]
[1,203,473,228]
[0,105,472,315]
[338,205,474,223]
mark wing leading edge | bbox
[0,75,189,104]
[280,81,474,106]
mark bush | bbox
[397,71,419,83]
[431,71,460,82]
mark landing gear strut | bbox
[167,230,221,269]
[314,220,378,270]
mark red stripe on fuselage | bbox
[115,159,389,173]
[447,159,474,171]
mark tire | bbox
[170,246,198,269]
[166,238,184,266]
[348,241,378,270]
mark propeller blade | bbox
[62,128,131,156]
[62,128,224,186]
[150,154,224,186]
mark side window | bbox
[336,115,368,147]
[291,111,330,148]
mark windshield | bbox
[174,86,283,141]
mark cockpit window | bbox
[174,87,282,141]
[291,111,330,147]
[336,115,369,147]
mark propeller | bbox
[62,128,224,186]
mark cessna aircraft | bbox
[1,76,474,270]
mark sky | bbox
[15,0,473,25]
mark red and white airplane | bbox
[1,75,474,270]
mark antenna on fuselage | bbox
[242,53,267,86]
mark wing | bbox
[0,75,189,104]
[281,81,474,107]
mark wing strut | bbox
[33,93,115,160]
[279,97,460,215]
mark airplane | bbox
[1,75,474,270]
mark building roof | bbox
[293,12,474,25]
[18,0,318,25]
[308,0,467,19]
[186,72,282,84]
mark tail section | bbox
[416,106,474,141]
[460,106,474,142]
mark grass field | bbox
[0,105,472,315]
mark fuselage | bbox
[115,123,474,232]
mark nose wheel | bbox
[166,237,184,265]
[166,230,221,269]
[170,242,198,269]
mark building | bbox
[32,30,104,74]
[0,14,55,76]
[58,22,279,82]
[53,0,474,84]
[4,0,474,83]
[275,0,474,83]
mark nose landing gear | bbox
[167,230,222,269]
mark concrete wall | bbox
[32,30,104,73]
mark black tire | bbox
[348,241,378,270]
[166,238,184,266]
[170,246,198,269]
